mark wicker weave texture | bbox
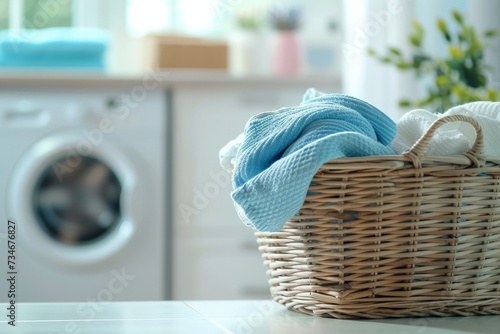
[255,115,500,318]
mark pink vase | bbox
[272,31,300,75]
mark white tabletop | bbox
[1,300,498,333]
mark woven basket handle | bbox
[403,114,484,163]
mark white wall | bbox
[342,0,417,120]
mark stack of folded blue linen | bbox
[0,28,109,69]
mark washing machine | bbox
[0,84,170,302]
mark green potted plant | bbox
[235,11,263,31]
[369,10,499,113]
[228,9,267,76]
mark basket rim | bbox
[320,154,500,170]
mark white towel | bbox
[391,109,471,156]
[444,102,500,156]
[392,102,500,156]
[219,133,244,173]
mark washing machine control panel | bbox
[0,86,165,130]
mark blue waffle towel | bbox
[232,89,396,232]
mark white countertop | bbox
[0,69,341,88]
[1,300,498,333]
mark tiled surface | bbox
[1,301,500,333]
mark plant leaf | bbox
[389,47,402,56]
[399,100,412,107]
[448,45,463,59]
[436,76,450,86]
[437,19,451,42]
[396,62,412,69]
[487,88,499,101]
[411,19,424,37]
[452,10,464,25]
[437,19,448,34]
[484,29,499,38]
[409,35,422,47]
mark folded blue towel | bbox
[0,28,108,69]
[232,89,396,232]
[0,58,105,69]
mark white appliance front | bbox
[0,87,169,302]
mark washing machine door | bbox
[8,131,138,266]
[33,155,122,245]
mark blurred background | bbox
[0,0,499,303]
[1,0,499,116]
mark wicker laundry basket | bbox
[254,115,500,319]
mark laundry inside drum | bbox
[32,156,122,245]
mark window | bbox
[0,0,9,30]
[174,0,221,36]
[3,0,234,36]
[126,0,233,37]
[125,0,324,38]
[23,0,73,29]
[1,0,72,30]
[126,0,171,37]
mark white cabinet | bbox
[172,80,340,300]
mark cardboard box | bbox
[145,35,228,70]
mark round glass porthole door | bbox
[32,156,122,245]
